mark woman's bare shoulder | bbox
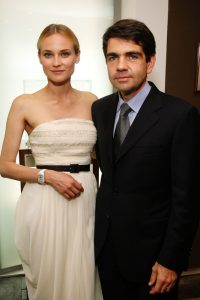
[10,93,42,123]
[12,90,43,108]
[11,94,34,110]
[78,90,98,104]
[83,90,97,99]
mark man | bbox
[92,19,200,299]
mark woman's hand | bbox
[45,170,84,200]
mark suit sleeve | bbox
[157,106,200,272]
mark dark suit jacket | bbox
[92,82,200,282]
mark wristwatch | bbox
[38,169,46,185]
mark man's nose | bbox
[117,57,127,70]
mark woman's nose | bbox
[52,55,61,66]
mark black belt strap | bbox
[37,164,90,173]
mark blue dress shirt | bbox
[113,82,151,135]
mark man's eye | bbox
[107,56,117,62]
[129,54,138,60]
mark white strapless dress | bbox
[15,118,102,300]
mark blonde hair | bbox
[37,24,80,55]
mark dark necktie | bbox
[114,102,132,155]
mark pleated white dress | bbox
[15,118,102,300]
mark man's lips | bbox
[115,76,130,81]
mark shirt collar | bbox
[117,82,151,113]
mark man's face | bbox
[106,38,155,100]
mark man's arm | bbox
[149,106,200,294]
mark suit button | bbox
[106,214,110,219]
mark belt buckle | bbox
[68,164,80,173]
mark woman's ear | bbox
[38,52,42,64]
[75,53,80,64]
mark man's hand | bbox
[148,262,178,294]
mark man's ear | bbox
[147,55,156,75]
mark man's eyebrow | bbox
[125,51,143,56]
[106,52,118,57]
[106,51,143,57]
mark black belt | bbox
[37,164,90,173]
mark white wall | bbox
[121,0,169,92]
[0,0,169,269]
[0,0,113,268]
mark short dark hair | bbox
[103,19,156,62]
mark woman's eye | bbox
[61,52,70,57]
[43,53,52,58]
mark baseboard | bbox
[182,268,200,276]
[0,265,24,277]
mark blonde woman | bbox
[0,24,101,300]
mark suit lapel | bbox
[115,85,162,163]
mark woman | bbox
[0,24,101,300]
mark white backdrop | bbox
[0,0,113,268]
[121,0,169,92]
[0,0,170,268]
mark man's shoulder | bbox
[162,92,197,113]
[93,92,117,108]
[149,81,197,112]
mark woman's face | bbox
[39,33,80,84]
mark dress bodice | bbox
[29,118,97,166]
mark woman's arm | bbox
[0,97,84,199]
[0,96,39,182]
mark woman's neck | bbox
[44,80,75,101]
